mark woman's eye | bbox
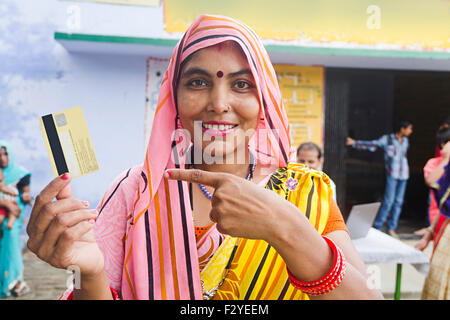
[189,79,208,87]
[234,81,252,90]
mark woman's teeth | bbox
[202,124,237,131]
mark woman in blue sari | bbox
[0,140,32,297]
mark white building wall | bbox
[0,0,164,209]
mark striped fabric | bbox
[202,163,332,300]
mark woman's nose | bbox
[207,85,230,113]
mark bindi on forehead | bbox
[216,70,223,78]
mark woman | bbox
[0,140,32,297]
[415,137,450,299]
[27,15,382,300]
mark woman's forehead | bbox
[181,41,249,71]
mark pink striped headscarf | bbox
[121,14,294,300]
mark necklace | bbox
[198,153,256,199]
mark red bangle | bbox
[287,236,346,296]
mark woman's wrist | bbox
[268,205,334,282]
[73,268,112,300]
[426,226,435,237]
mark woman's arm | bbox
[0,198,20,216]
[415,210,441,251]
[424,142,450,187]
[17,174,32,204]
[269,205,383,300]
[347,135,386,153]
[167,168,384,300]
[20,184,32,204]
[73,269,113,300]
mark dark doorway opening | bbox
[323,68,450,231]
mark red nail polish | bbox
[61,173,69,180]
[166,170,171,178]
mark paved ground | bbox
[1,218,434,300]
[3,249,68,300]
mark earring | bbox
[176,114,182,129]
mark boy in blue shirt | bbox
[347,120,413,238]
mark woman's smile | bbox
[201,121,239,136]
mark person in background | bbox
[416,128,450,249]
[415,131,450,299]
[346,120,413,238]
[0,140,32,298]
[434,116,450,158]
[297,142,336,200]
[415,121,450,236]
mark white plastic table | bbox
[352,228,430,300]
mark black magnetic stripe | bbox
[243,244,271,300]
[42,114,68,176]
[144,210,154,300]
[277,279,290,300]
[97,168,131,217]
[172,141,196,299]
[305,178,315,219]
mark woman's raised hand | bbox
[26,173,105,277]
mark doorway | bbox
[323,68,450,229]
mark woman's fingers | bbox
[28,174,72,231]
[27,198,88,251]
[35,208,98,261]
[165,168,229,188]
[50,219,96,269]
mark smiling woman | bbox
[26,14,383,300]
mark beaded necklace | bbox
[198,153,256,199]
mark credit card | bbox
[39,106,99,178]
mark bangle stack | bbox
[287,236,346,296]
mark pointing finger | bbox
[165,169,228,188]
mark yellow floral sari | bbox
[201,163,334,300]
